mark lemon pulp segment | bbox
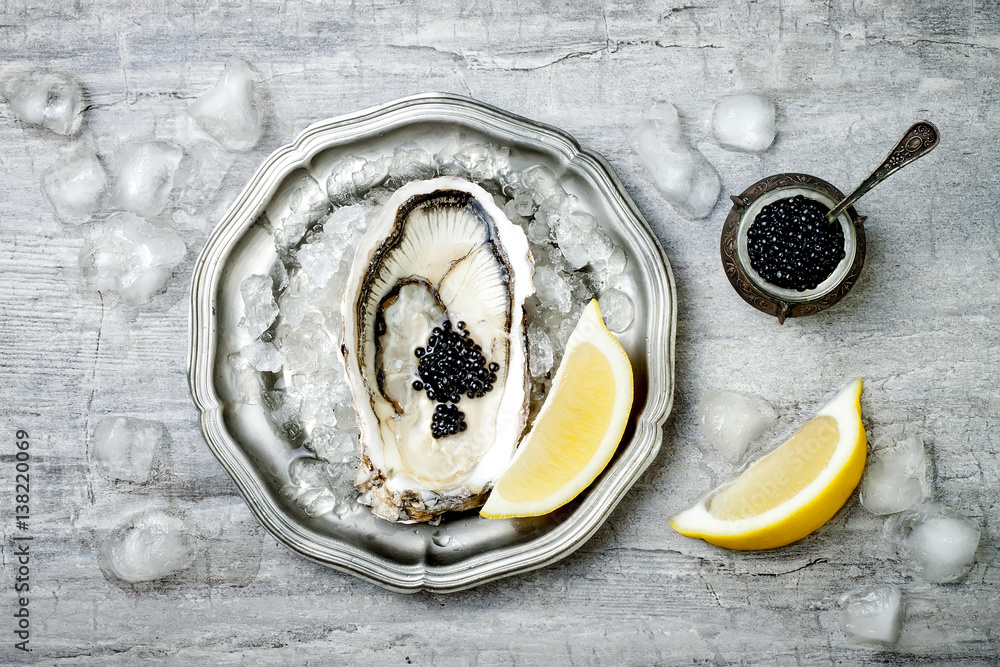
[499,342,615,503]
[709,416,839,521]
[479,300,633,519]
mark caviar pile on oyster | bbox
[230,142,634,523]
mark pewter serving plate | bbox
[188,93,675,593]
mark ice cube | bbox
[586,231,615,262]
[558,238,592,270]
[451,143,510,182]
[712,94,776,153]
[229,352,264,405]
[111,140,185,217]
[278,291,307,327]
[597,288,635,333]
[78,212,187,304]
[1,68,85,136]
[521,165,568,208]
[351,156,390,193]
[386,147,436,187]
[628,100,720,219]
[606,246,628,275]
[283,456,357,517]
[188,58,264,151]
[697,389,778,463]
[511,186,537,217]
[241,340,281,372]
[325,155,369,205]
[90,416,164,483]
[528,325,554,378]
[41,145,107,224]
[308,425,358,464]
[295,231,346,289]
[276,311,337,371]
[859,427,927,515]
[887,503,981,583]
[239,274,278,339]
[838,583,903,645]
[534,265,573,314]
[526,217,552,245]
[104,511,193,583]
[266,172,331,250]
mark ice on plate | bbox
[712,94,776,153]
[266,172,331,250]
[228,353,265,405]
[188,58,265,151]
[859,427,927,516]
[886,503,981,583]
[0,68,85,136]
[104,511,193,583]
[111,140,185,218]
[436,141,510,184]
[628,100,721,219]
[527,323,554,378]
[239,274,279,340]
[240,340,281,372]
[293,204,370,290]
[90,416,164,483]
[598,288,635,333]
[78,212,186,304]
[839,583,903,645]
[41,145,107,224]
[697,389,778,463]
[282,455,358,518]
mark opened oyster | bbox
[340,177,535,523]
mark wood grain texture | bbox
[1,0,998,664]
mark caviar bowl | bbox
[188,93,676,592]
[721,173,867,324]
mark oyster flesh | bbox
[340,177,535,523]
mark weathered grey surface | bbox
[1,1,998,664]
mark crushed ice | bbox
[231,141,633,517]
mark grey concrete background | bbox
[1,1,998,664]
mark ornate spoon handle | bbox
[827,121,940,223]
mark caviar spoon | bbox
[826,121,940,223]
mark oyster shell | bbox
[340,177,535,523]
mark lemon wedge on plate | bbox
[480,300,634,519]
[670,378,865,550]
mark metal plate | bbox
[188,93,676,593]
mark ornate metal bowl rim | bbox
[188,92,676,592]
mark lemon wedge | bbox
[480,300,634,519]
[670,378,865,550]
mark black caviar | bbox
[413,320,499,439]
[747,194,846,291]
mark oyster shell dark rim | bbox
[188,92,676,593]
